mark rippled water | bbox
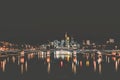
[0,50,120,80]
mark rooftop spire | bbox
[65,32,68,38]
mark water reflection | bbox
[60,61,63,67]
[21,64,24,74]
[18,56,20,65]
[46,54,51,73]
[86,60,89,67]
[12,56,15,63]
[72,62,76,74]
[47,62,50,73]
[18,56,28,74]
[0,50,120,77]
[115,60,118,71]
[79,61,82,67]
[25,61,27,72]
[98,63,102,74]
[0,59,6,72]
[93,60,96,72]
[108,57,110,63]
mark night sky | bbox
[1,1,120,44]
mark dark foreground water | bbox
[0,50,120,80]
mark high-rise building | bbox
[65,32,70,48]
[86,40,90,45]
[60,40,65,47]
[109,38,115,43]
[71,37,74,44]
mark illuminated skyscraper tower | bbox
[65,32,70,48]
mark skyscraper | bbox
[65,32,70,48]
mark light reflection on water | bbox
[0,50,120,80]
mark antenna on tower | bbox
[65,32,68,38]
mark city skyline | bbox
[1,24,120,44]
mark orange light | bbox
[73,57,77,63]
[47,57,50,63]
[112,57,116,61]
[20,57,24,64]
[86,60,89,67]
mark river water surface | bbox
[0,50,120,80]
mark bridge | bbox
[49,49,120,53]
[1,49,120,55]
